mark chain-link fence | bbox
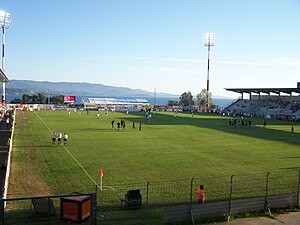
[1,170,299,225]
[96,170,300,224]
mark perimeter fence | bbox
[96,170,300,224]
[1,170,299,225]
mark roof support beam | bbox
[0,68,9,83]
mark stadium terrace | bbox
[81,97,150,111]
[224,82,300,120]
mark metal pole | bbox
[297,170,300,207]
[90,193,93,225]
[1,27,5,105]
[204,33,214,112]
[146,182,149,207]
[265,172,271,215]
[1,27,5,71]
[48,85,50,105]
[228,175,234,222]
[0,197,4,225]
[189,178,195,225]
[154,87,156,107]
[189,178,194,212]
[206,45,210,112]
[47,197,51,225]
[90,192,97,225]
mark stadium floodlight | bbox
[0,10,12,105]
[203,32,215,112]
[0,11,12,29]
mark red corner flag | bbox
[100,168,104,177]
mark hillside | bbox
[6,80,177,98]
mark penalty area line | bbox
[34,111,98,186]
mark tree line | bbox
[168,88,218,109]
[10,93,64,104]
[9,89,217,109]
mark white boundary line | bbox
[34,111,98,186]
[97,186,115,191]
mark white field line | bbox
[97,186,115,191]
[34,111,98,186]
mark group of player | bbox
[111,119,127,130]
[229,118,252,128]
[111,119,142,131]
[51,132,68,146]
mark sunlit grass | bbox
[10,110,300,197]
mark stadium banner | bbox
[142,105,154,109]
[84,104,98,109]
[63,96,76,103]
[155,106,172,109]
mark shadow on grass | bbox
[13,145,53,148]
[98,204,164,225]
[118,111,300,147]
[279,156,300,159]
[280,167,300,170]
[78,128,140,132]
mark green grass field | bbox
[6,109,300,224]
[9,109,300,198]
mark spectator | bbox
[197,185,205,204]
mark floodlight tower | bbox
[204,33,215,112]
[0,10,12,105]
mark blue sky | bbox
[1,0,300,98]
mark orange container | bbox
[60,194,91,222]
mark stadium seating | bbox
[223,98,300,120]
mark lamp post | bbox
[0,10,12,105]
[204,33,215,112]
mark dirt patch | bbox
[7,111,51,200]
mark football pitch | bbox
[9,110,300,197]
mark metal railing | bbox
[95,170,300,224]
[1,171,299,225]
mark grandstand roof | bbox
[0,68,9,83]
[81,97,149,105]
[225,88,300,95]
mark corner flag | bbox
[100,168,104,190]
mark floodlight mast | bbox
[0,10,12,105]
[204,33,215,112]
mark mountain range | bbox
[6,80,178,98]
[5,80,234,107]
